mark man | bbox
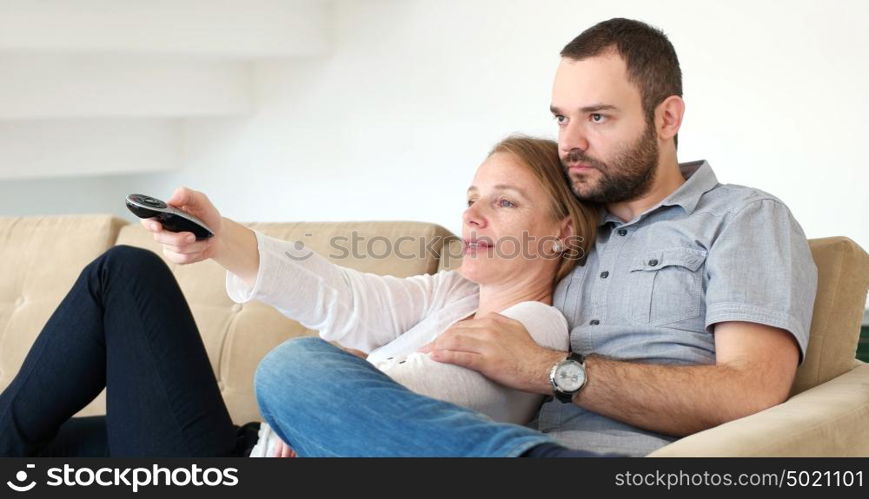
[254,18,818,457]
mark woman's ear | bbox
[559,216,575,241]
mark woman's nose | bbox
[463,204,486,228]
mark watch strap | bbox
[566,351,585,365]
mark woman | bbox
[245,136,598,457]
[0,136,597,457]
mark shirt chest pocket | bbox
[627,247,707,326]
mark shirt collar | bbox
[598,160,719,227]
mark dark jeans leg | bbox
[0,245,239,456]
[36,416,109,457]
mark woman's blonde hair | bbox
[488,135,599,283]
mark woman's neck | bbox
[475,278,553,318]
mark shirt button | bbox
[589,319,600,325]
[617,229,627,236]
[600,271,609,279]
[648,259,659,266]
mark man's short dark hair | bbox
[561,18,682,130]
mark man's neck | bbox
[606,154,685,223]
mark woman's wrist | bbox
[212,217,260,288]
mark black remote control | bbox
[125,193,215,240]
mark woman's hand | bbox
[141,186,224,265]
[273,438,297,458]
[141,187,260,286]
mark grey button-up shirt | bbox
[533,160,818,456]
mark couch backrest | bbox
[792,237,869,394]
[0,215,126,393]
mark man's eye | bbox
[591,113,606,123]
[554,115,567,125]
[466,199,475,207]
[498,199,516,208]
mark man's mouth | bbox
[567,163,596,172]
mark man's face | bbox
[550,53,660,204]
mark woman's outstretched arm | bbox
[211,217,259,288]
[224,230,477,353]
[145,186,478,353]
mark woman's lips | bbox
[463,239,493,254]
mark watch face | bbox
[555,361,586,392]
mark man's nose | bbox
[559,121,589,154]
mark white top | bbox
[226,231,569,457]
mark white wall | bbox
[1,0,867,253]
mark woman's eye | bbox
[498,199,516,208]
[466,199,475,207]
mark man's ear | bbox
[656,95,685,142]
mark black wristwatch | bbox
[549,352,587,403]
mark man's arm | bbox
[423,318,799,437]
[570,321,799,436]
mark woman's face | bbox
[458,151,567,286]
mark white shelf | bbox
[0,0,331,178]
[0,0,330,58]
[0,118,182,179]
[0,54,253,120]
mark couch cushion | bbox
[107,220,455,424]
[0,215,127,397]
[792,237,869,394]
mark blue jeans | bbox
[0,246,255,457]
[255,337,559,457]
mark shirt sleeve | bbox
[225,230,477,352]
[704,198,818,362]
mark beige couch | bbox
[1,214,867,456]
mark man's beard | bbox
[562,122,659,204]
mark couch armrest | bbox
[647,363,869,456]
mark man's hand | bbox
[418,313,566,394]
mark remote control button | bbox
[141,196,165,208]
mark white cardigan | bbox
[225,231,569,456]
